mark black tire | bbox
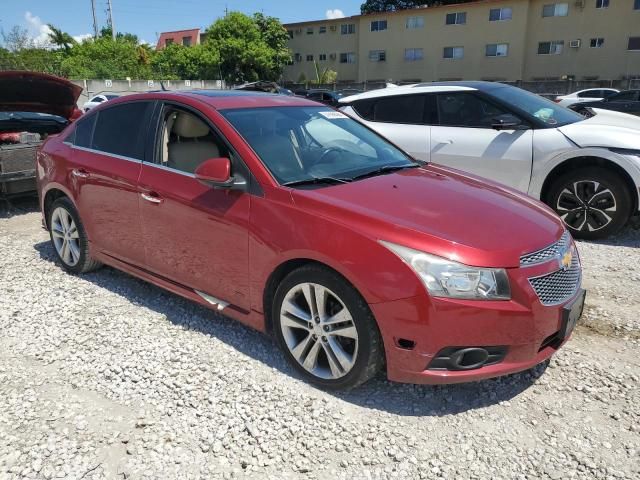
[272,265,384,390]
[48,197,102,273]
[547,167,631,240]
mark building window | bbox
[542,3,569,17]
[306,27,314,35]
[489,7,513,21]
[406,16,424,29]
[165,38,174,47]
[443,46,464,59]
[341,24,355,35]
[635,0,640,10]
[629,37,640,50]
[306,54,314,62]
[404,48,424,61]
[319,26,327,34]
[538,40,565,54]
[595,0,609,8]
[446,12,467,25]
[319,53,327,61]
[486,43,509,56]
[287,30,293,39]
[590,37,604,48]
[182,36,192,46]
[294,53,302,62]
[369,50,386,62]
[340,52,356,63]
[370,20,388,31]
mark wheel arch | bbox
[42,185,75,229]
[539,156,639,214]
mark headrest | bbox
[173,113,209,138]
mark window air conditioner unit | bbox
[574,0,585,8]
[569,39,581,48]
[330,25,337,32]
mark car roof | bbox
[338,81,506,103]
[101,89,322,110]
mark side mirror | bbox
[491,114,525,130]
[195,157,239,189]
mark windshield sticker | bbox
[319,111,348,120]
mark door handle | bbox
[71,168,90,179]
[141,192,163,204]
[434,139,453,145]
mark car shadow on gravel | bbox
[0,194,39,219]
[33,239,547,417]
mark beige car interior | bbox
[162,110,223,174]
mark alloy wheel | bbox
[556,180,617,233]
[51,207,81,266]
[279,283,359,380]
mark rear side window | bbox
[91,102,153,160]
[436,93,508,128]
[73,114,96,148]
[352,94,437,125]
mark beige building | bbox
[283,0,640,84]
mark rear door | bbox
[69,101,154,264]
[347,93,432,161]
[429,92,533,191]
[601,91,640,114]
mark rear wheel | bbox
[272,265,384,390]
[48,197,102,273]
[547,167,631,240]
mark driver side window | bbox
[437,93,509,128]
[159,107,228,174]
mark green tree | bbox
[312,61,337,85]
[152,43,220,79]
[47,25,77,53]
[204,12,291,84]
[0,25,33,52]
[361,0,476,13]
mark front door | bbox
[429,92,533,192]
[137,103,251,311]
[70,101,154,264]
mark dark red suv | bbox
[36,91,585,389]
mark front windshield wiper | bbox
[349,164,420,182]
[282,176,351,188]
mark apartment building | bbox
[283,0,640,83]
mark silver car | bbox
[340,81,640,239]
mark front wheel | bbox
[272,265,384,390]
[547,167,631,240]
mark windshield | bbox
[221,106,417,185]
[491,85,584,127]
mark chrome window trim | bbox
[70,144,142,164]
[143,161,197,178]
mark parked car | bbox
[37,90,584,389]
[233,81,293,96]
[338,88,364,97]
[304,89,344,107]
[554,88,619,107]
[568,89,640,117]
[82,93,120,112]
[339,81,640,239]
[0,71,82,195]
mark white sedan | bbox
[554,88,619,107]
[82,93,119,112]
[339,81,640,239]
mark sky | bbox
[1,0,363,46]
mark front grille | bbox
[520,231,570,267]
[529,255,581,306]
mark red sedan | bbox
[36,91,585,389]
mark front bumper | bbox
[370,269,584,385]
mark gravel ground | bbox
[1,198,639,480]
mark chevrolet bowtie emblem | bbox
[559,249,573,271]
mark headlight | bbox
[380,241,511,300]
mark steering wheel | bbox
[316,147,343,165]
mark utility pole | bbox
[107,0,116,40]
[90,0,98,38]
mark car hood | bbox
[291,165,564,268]
[0,71,82,119]
[559,109,640,149]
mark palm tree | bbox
[47,24,76,52]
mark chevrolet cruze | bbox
[36,90,585,389]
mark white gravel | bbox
[1,199,639,480]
